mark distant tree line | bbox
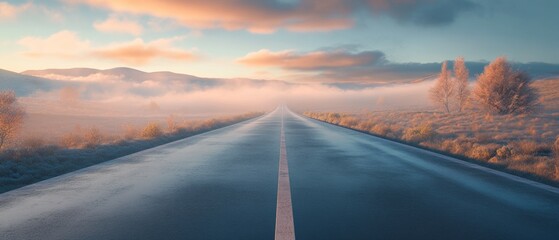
[430,57,539,115]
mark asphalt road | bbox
[1,106,559,239]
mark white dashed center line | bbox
[275,106,295,240]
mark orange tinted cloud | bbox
[93,15,143,35]
[0,2,31,20]
[93,37,197,65]
[17,31,196,65]
[237,49,384,70]
[17,30,91,58]
[66,0,478,33]
[238,48,444,84]
[65,0,354,33]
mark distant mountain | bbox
[0,69,76,96]
[12,65,558,99]
[0,67,299,100]
[22,68,101,78]
[0,67,294,99]
[21,67,291,91]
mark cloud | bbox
[65,0,479,33]
[41,7,65,22]
[238,48,454,84]
[238,49,385,70]
[366,0,479,26]
[92,37,197,65]
[258,50,559,86]
[17,31,197,65]
[17,30,91,58]
[0,2,66,22]
[315,61,441,84]
[239,47,559,84]
[94,15,143,35]
[0,2,32,20]
[64,0,353,33]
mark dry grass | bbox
[9,112,262,152]
[83,127,103,148]
[304,79,559,184]
[0,112,263,193]
[402,124,436,143]
[141,122,163,139]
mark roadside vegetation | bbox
[305,57,559,185]
[0,91,25,150]
[0,96,262,193]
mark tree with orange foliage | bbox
[453,57,470,112]
[473,57,538,114]
[430,61,454,113]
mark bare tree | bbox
[473,57,539,115]
[0,91,26,149]
[453,57,470,112]
[430,61,454,113]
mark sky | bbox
[1,0,558,84]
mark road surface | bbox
[1,106,559,239]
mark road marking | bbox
[275,106,295,240]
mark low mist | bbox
[11,69,436,142]
[22,79,435,117]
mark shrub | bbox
[496,146,513,159]
[441,139,457,153]
[83,127,103,148]
[488,156,506,165]
[327,113,341,124]
[339,116,359,128]
[141,122,163,139]
[510,141,546,156]
[167,115,178,133]
[371,124,391,136]
[468,144,494,161]
[356,120,375,131]
[454,138,476,155]
[402,124,436,143]
[387,125,403,139]
[199,119,219,131]
[60,132,83,149]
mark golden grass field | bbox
[305,79,559,184]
